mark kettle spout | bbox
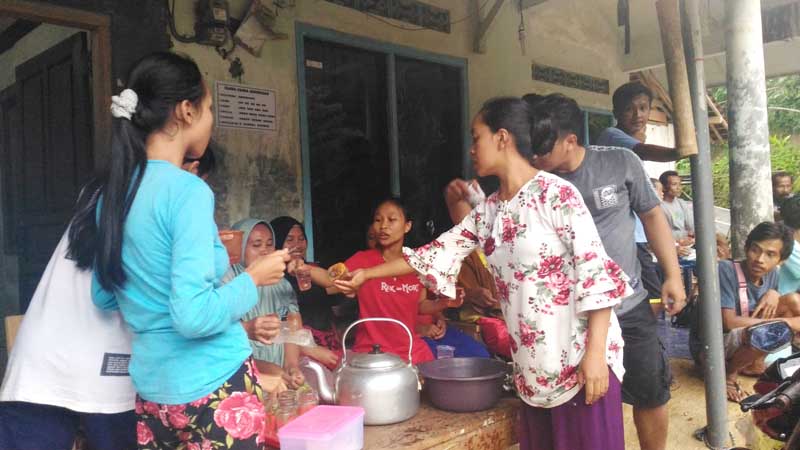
[299,357,335,404]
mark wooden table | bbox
[363,396,520,450]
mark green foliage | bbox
[684,136,800,208]
[680,76,800,208]
[709,75,800,136]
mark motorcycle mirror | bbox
[749,321,793,354]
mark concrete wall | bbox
[170,0,630,226]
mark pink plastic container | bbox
[278,405,365,450]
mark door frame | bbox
[581,107,614,146]
[0,0,112,170]
[295,22,469,260]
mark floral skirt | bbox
[135,357,267,450]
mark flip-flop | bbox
[726,379,749,403]
[693,426,737,448]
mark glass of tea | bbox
[218,230,244,265]
[294,261,312,291]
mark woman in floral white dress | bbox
[336,98,631,450]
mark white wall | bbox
[169,0,631,226]
[643,123,677,179]
[0,24,83,91]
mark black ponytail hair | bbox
[67,177,104,270]
[527,93,584,156]
[67,52,205,289]
[477,97,543,164]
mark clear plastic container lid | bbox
[278,405,365,439]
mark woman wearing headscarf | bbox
[271,217,342,368]
[222,218,305,390]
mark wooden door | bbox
[395,56,463,243]
[12,33,93,311]
[0,87,21,255]
[304,38,392,265]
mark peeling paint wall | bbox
[169,0,630,227]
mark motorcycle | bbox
[739,323,800,450]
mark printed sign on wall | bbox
[215,81,277,131]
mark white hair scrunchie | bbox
[110,88,138,120]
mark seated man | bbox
[690,222,800,402]
[659,170,695,245]
[772,171,794,222]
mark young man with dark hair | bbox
[772,171,794,221]
[659,170,694,244]
[690,222,800,402]
[596,82,680,162]
[527,93,686,450]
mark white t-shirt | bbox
[0,232,135,413]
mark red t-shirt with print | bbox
[345,250,434,364]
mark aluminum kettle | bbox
[300,317,421,425]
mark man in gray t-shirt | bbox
[557,146,660,316]
[528,94,685,450]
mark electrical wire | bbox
[517,0,526,55]
[362,0,493,32]
[165,0,199,43]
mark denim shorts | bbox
[618,298,673,408]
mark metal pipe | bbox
[725,0,773,257]
[681,1,728,447]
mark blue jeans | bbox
[0,401,136,450]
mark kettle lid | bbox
[349,344,406,369]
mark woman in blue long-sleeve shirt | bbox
[68,52,289,449]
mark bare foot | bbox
[740,356,767,377]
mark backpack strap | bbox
[733,261,750,317]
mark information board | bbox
[215,81,277,131]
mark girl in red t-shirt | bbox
[300,198,449,364]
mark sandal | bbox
[726,378,750,403]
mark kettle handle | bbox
[340,317,413,366]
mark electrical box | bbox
[195,0,229,46]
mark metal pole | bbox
[682,1,728,447]
[725,0,773,258]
